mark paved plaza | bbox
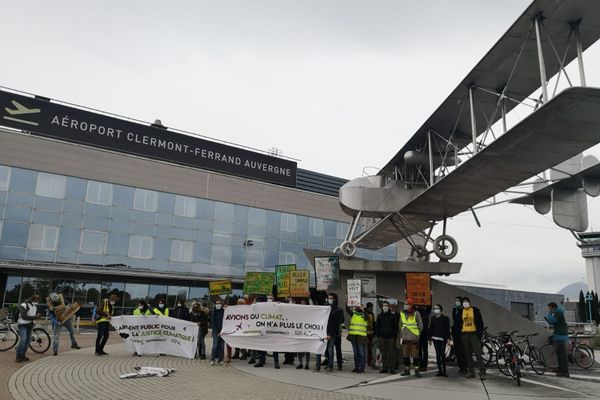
[4,338,600,400]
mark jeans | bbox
[452,332,467,372]
[379,338,396,370]
[418,334,429,368]
[461,332,485,374]
[52,319,78,353]
[351,341,366,371]
[555,340,569,375]
[16,324,33,359]
[198,332,206,356]
[211,334,224,361]
[334,334,343,367]
[95,322,110,353]
[298,352,310,365]
[433,340,447,372]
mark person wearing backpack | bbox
[15,294,41,362]
[95,294,118,356]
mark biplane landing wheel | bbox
[409,245,430,262]
[338,241,356,257]
[433,235,458,260]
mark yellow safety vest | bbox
[96,301,112,323]
[400,312,420,336]
[153,307,169,317]
[133,308,151,316]
[349,312,368,336]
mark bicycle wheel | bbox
[482,343,494,366]
[496,347,512,377]
[29,328,51,354]
[0,326,19,351]
[573,344,594,369]
[539,344,558,369]
[528,346,546,375]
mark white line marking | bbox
[520,378,581,393]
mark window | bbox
[80,230,107,254]
[0,166,10,191]
[174,195,196,218]
[35,173,66,199]
[309,218,323,236]
[280,213,297,232]
[212,245,232,265]
[336,223,348,239]
[133,189,158,212]
[128,235,153,259]
[86,181,113,205]
[279,251,295,265]
[28,224,59,250]
[0,221,2,239]
[171,240,193,262]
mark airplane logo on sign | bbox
[3,100,40,126]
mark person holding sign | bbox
[47,291,81,356]
[398,299,423,377]
[190,302,209,359]
[210,298,225,365]
[345,300,368,373]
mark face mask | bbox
[327,299,334,305]
[462,302,470,309]
[138,305,144,310]
[433,308,441,315]
[177,303,182,307]
[159,304,165,308]
[109,301,115,306]
[31,302,38,306]
[455,301,461,308]
[382,306,389,312]
[403,304,409,311]
[215,304,222,310]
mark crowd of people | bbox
[13,291,571,380]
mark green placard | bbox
[243,272,275,295]
[209,280,232,296]
[275,264,296,298]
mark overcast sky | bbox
[4,0,599,293]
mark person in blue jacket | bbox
[546,302,569,377]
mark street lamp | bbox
[585,292,594,322]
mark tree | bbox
[578,290,587,322]
[592,291,599,325]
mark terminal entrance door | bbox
[511,302,533,320]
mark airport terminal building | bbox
[0,89,399,314]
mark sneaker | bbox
[400,370,410,376]
[296,364,303,369]
[95,352,102,356]
[325,367,333,373]
[468,372,476,378]
[389,369,397,374]
[248,359,256,364]
[218,361,224,366]
[53,351,58,356]
[338,366,343,371]
[240,355,247,360]
[254,363,265,368]
[556,373,570,378]
[357,369,364,374]
[443,372,448,377]
[200,354,206,360]
[312,368,321,372]
[351,368,359,373]
[209,361,215,366]
[479,374,486,381]
[304,365,309,370]
[99,351,108,356]
[71,344,81,349]
[436,372,442,377]
[274,364,280,369]
[415,371,422,378]
[15,358,24,363]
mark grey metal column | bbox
[427,130,434,186]
[501,96,507,133]
[469,87,477,153]
[574,21,587,87]
[534,16,548,103]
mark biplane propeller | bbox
[335,0,600,262]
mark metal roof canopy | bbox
[379,0,600,177]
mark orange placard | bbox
[405,273,431,306]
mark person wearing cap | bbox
[458,297,485,380]
[398,299,423,377]
[428,304,451,377]
[95,294,118,356]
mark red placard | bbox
[406,273,431,306]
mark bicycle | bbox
[0,317,51,354]
[540,332,595,370]
[495,330,524,385]
[480,327,503,366]
[514,332,545,375]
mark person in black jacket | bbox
[457,297,486,380]
[451,296,467,374]
[172,300,190,320]
[428,304,451,377]
[375,300,399,374]
[316,293,345,372]
[209,298,225,365]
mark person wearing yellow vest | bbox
[346,301,368,373]
[133,300,152,316]
[153,299,169,316]
[398,299,423,377]
[457,297,486,380]
[95,294,118,356]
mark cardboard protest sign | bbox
[209,280,232,296]
[275,264,296,298]
[243,272,275,295]
[221,302,330,353]
[406,272,431,306]
[354,272,376,297]
[346,279,362,306]
[289,270,310,297]
[314,256,340,291]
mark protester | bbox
[172,299,190,320]
[398,299,423,377]
[546,302,569,377]
[428,304,451,377]
[15,294,41,362]
[346,301,368,373]
[95,294,118,356]
[133,300,152,316]
[190,301,209,359]
[321,293,345,372]
[47,291,81,356]
[451,296,468,374]
[232,298,247,360]
[458,297,486,380]
[255,295,280,369]
[210,298,225,365]
[418,305,431,371]
[375,300,398,374]
[153,299,169,316]
[365,302,376,368]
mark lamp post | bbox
[585,292,593,322]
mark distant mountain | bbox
[557,281,588,301]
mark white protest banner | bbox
[110,315,198,359]
[220,302,330,354]
[347,279,362,306]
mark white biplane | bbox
[336,0,600,262]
